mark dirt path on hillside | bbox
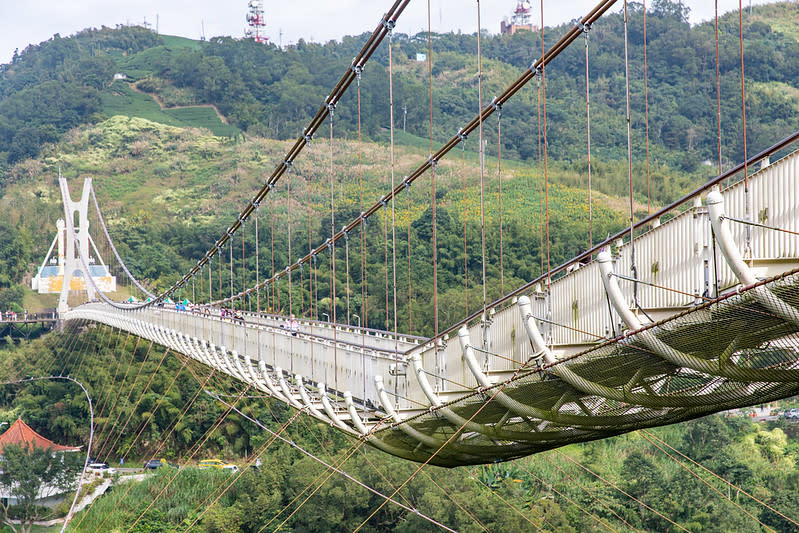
[128,82,251,139]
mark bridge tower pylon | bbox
[57,177,95,318]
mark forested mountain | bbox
[2,1,799,175]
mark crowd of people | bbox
[164,301,301,332]
[2,310,39,321]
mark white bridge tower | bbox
[31,177,116,317]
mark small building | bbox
[113,72,127,80]
[31,218,116,295]
[0,419,81,507]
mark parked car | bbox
[144,459,164,469]
[784,408,799,419]
[221,464,239,473]
[198,458,227,469]
[88,462,116,475]
[144,458,178,469]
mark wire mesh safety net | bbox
[370,268,799,467]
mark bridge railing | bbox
[399,146,799,411]
[65,139,799,430]
[125,305,420,408]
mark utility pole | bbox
[403,104,407,132]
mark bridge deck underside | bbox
[371,271,799,467]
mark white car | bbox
[88,462,116,475]
[221,464,239,473]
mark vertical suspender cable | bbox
[623,0,638,300]
[537,74,544,277]
[407,181,413,334]
[356,68,368,405]
[584,19,593,248]
[356,69,368,330]
[461,139,469,314]
[540,1,551,281]
[299,204,304,316]
[713,1,723,299]
[345,224,351,324]
[715,0,723,175]
[241,226,246,308]
[287,170,293,315]
[541,2,554,339]
[428,0,439,342]
[255,205,261,359]
[384,180,390,330]
[218,245,222,305]
[477,0,487,316]
[271,193,277,312]
[738,0,751,253]
[643,0,651,217]
[388,27,400,402]
[255,202,260,315]
[307,150,315,373]
[329,100,338,392]
[497,104,504,295]
[229,231,234,302]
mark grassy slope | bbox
[101,34,241,138]
[5,115,627,230]
[750,3,799,41]
[0,113,630,318]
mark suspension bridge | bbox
[40,0,799,468]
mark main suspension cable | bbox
[209,1,622,314]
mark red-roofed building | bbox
[0,418,80,456]
[0,418,81,508]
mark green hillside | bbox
[0,113,636,334]
[3,0,799,184]
[102,80,240,137]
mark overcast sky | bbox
[0,0,782,65]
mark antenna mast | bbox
[246,0,268,43]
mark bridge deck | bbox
[65,149,799,466]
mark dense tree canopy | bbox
[2,1,799,175]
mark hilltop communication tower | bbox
[501,1,537,35]
[246,0,267,43]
